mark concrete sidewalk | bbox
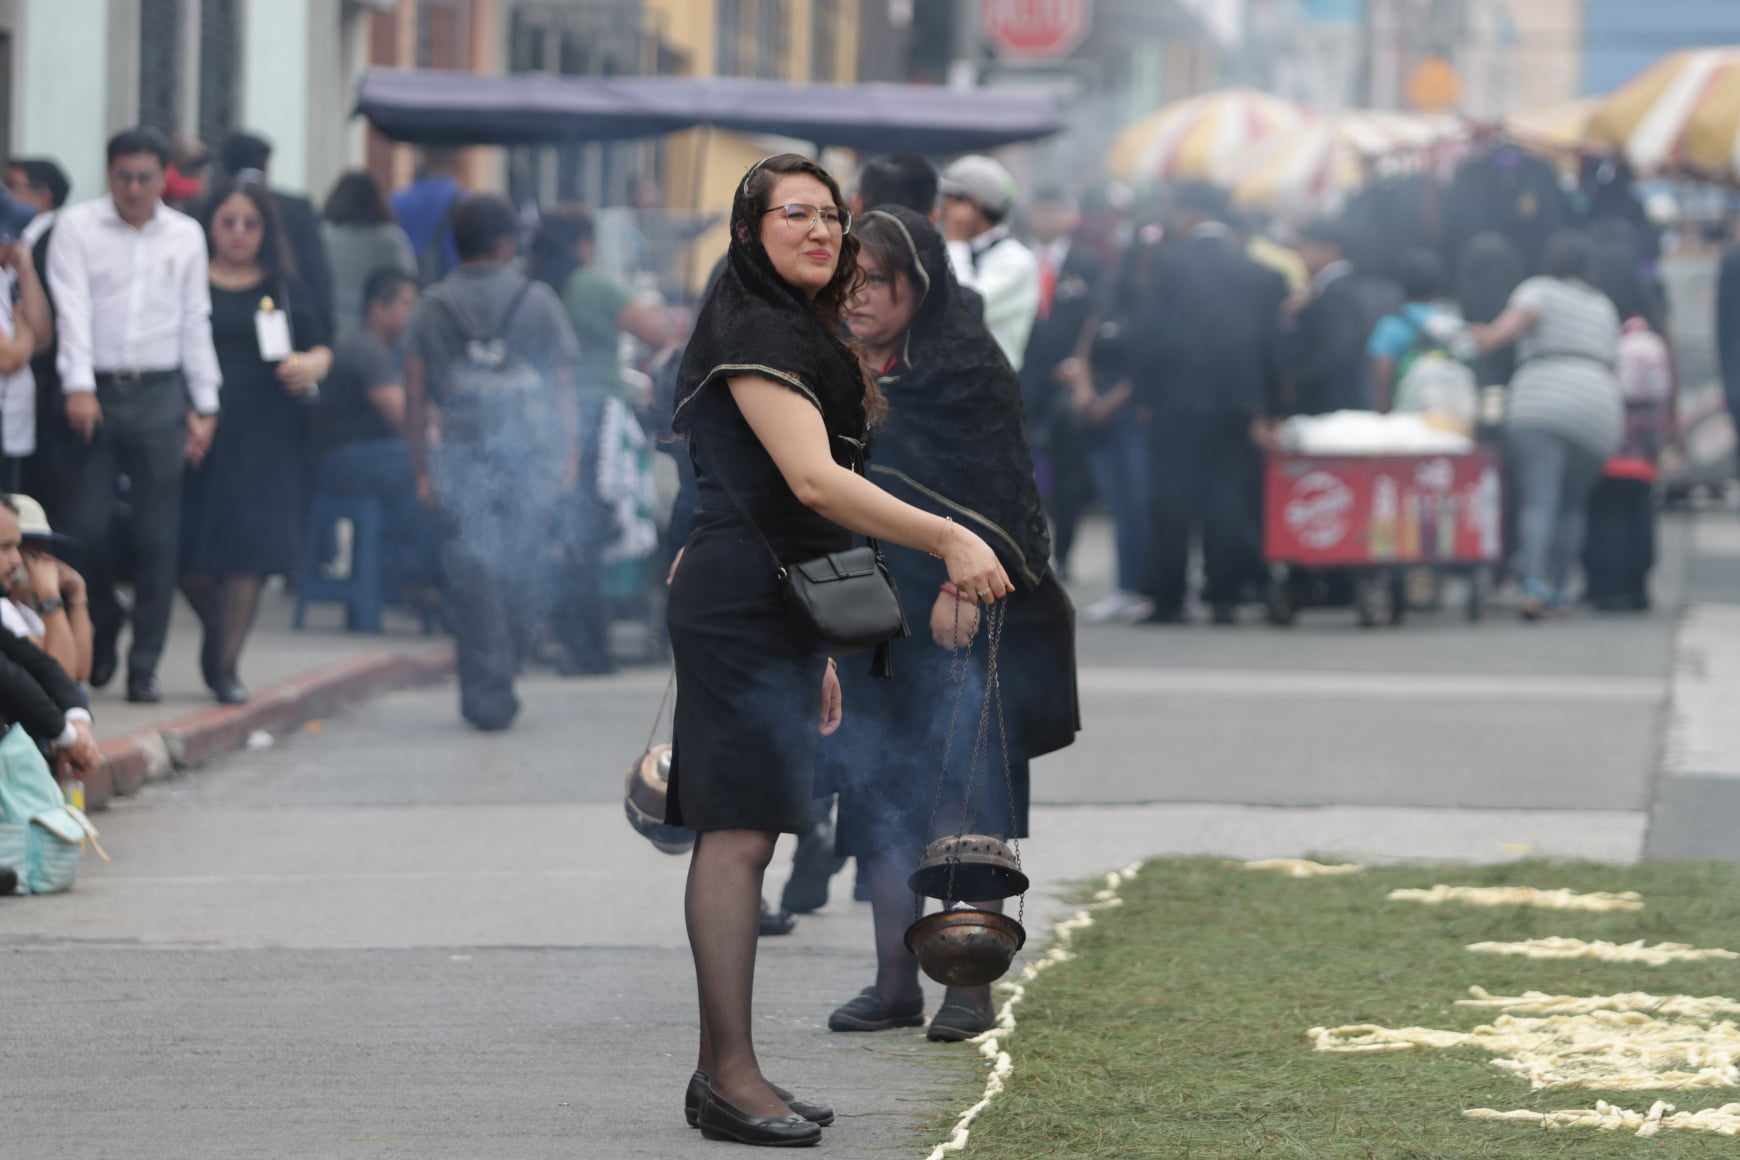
[83,588,452,808]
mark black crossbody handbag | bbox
[709,446,909,676]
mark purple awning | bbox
[355,69,1063,153]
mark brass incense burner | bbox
[905,907,1027,988]
[908,834,1029,902]
[623,744,695,855]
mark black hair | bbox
[1169,180,1230,222]
[8,158,70,208]
[323,170,393,226]
[360,266,417,319]
[1544,229,1596,283]
[106,127,171,169]
[451,194,520,262]
[527,206,597,291]
[853,210,924,310]
[858,153,939,217]
[220,131,273,177]
[199,177,295,279]
[1397,248,1445,302]
[0,495,17,516]
[733,153,881,424]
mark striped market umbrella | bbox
[1107,89,1305,185]
[1503,98,1600,156]
[1230,110,1464,210]
[1587,47,1740,178]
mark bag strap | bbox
[701,422,885,579]
[432,276,537,347]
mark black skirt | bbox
[665,525,828,834]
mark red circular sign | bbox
[1285,471,1354,552]
[981,0,1093,60]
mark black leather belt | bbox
[95,368,177,384]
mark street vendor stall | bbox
[355,68,1065,153]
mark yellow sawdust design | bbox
[1238,858,1364,878]
[1466,936,1739,965]
[1466,1100,1740,1138]
[1457,985,1740,1020]
[1389,884,1643,912]
[1310,1011,1740,1091]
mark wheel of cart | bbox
[1265,564,1298,627]
[1354,568,1407,628]
[1463,565,1490,623]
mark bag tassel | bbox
[872,641,894,680]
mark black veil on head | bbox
[855,205,1052,588]
[672,154,871,450]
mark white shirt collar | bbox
[98,197,162,230]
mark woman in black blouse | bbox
[180,179,330,704]
[667,155,1011,1147]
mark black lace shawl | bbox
[671,174,866,462]
[864,206,1052,589]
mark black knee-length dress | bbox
[665,383,857,835]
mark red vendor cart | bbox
[1263,449,1503,627]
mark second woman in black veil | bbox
[825,206,1079,1042]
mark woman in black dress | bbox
[667,155,1011,1148]
[180,179,330,703]
[825,207,1078,1041]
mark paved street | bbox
[4,509,1733,1158]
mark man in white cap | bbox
[939,155,1040,371]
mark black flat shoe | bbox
[211,678,250,706]
[828,986,925,1032]
[758,899,796,937]
[696,1089,821,1148]
[686,1072,834,1129]
[927,999,996,1042]
[126,673,162,704]
[0,866,17,895]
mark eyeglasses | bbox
[763,202,850,234]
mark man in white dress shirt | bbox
[47,127,222,703]
[939,154,1040,372]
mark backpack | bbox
[430,276,546,407]
[0,724,92,894]
[1392,309,1478,429]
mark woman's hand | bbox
[938,524,1013,604]
[276,352,323,397]
[819,658,843,736]
[666,546,686,586]
[930,588,979,650]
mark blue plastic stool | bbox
[294,494,385,633]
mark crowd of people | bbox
[0,126,680,737]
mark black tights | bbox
[687,829,794,1118]
[180,573,264,687]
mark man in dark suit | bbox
[1290,217,1375,416]
[219,132,335,336]
[1020,189,1105,580]
[1128,182,1287,625]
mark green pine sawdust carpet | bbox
[933,858,1740,1158]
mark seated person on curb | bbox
[1,494,91,682]
[0,496,100,769]
[315,267,439,601]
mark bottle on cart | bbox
[1370,476,1399,560]
[1400,493,1422,560]
[1437,494,1458,559]
[1474,466,1502,559]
